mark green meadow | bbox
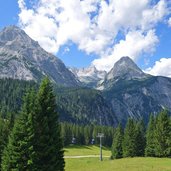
[64,146,171,171]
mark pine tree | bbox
[154,110,171,157]
[145,114,156,157]
[122,119,137,157]
[84,126,91,145]
[32,78,65,171]
[135,120,146,156]
[1,90,36,171]
[0,115,10,169]
[2,78,65,171]
[61,122,72,146]
[111,124,123,159]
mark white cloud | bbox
[93,30,158,71]
[168,17,171,27]
[18,0,170,70]
[145,58,171,77]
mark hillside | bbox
[0,78,117,126]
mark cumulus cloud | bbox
[18,0,170,70]
[93,30,159,71]
[145,58,171,77]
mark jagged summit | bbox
[0,26,79,86]
[96,56,149,90]
[106,56,147,81]
[69,65,106,88]
[0,26,34,44]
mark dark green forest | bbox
[0,78,171,170]
[0,78,117,126]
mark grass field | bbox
[64,145,110,156]
[64,145,171,171]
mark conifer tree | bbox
[1,90,36,171]
[154,110,171,157]
[0,115,10,169]
[111,124,123,159]
[32,78,65,171]
[2,78,65,171]
[61,122,72,146]
[135,120,146,156]
[145,114,156,157]
[84,125,91,145]
[122,119,137,157]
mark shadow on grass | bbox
[65,145,92,149]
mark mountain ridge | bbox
[1,26,171,126]
[0,26,80,87]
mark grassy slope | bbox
[64,146,171,171]
[64,145,110,156]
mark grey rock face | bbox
[99,56,150,90]
[69,65,106,88]
[106,56,147,80]
[0,26,79,86]
[102,57,171,125]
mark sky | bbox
[0,0,171,77]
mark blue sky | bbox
[0,0,171,77]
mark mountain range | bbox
[0,26,79,87]
[1,26,171,126]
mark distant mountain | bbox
[0,26,79,87]
[98,56,149,90]
[69,65,106,88]
[101,57,171,125]
[1,25,171,126]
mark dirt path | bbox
[64,155,110,159]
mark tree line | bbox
[111,110,171,159]
[61,122,115,147]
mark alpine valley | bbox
[1,26,171,126]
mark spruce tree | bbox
[111,124,123,159]
[154,110,171,157]
[84,126,91,145]
[32,78,65,171]
[2,78,65,171]
[122,119,137,157]
[0,115,10,169]
[145,114,156,157]
[135,120,146,156]
[1,90,36,171]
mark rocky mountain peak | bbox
[0,26,79,86]
[106,56,147,81]
[0,26,33,44]
[69,65,106,88]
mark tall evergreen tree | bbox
[135,120,146,156]
[2,78,65,171]
[122,119,137,157]
[61,122,72,146]
[145,114,156,157]
[154,110,171,157]
[0,115,10,170]
[84,125,91,145]
[1,90,36,171]
[32,78,65,171]
[111,124,123,159]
